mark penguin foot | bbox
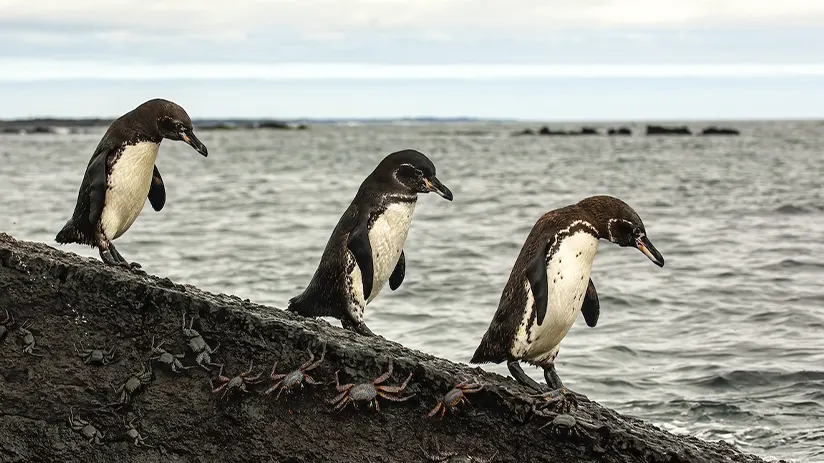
[127,262,146,274]
[99,249,121,266]
[342,318,376,336]
[507,360,546,393]
[543,365,564,390]
[105,244,145,273]
[530,388,579,415]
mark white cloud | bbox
[2,60,823,81]
[1,0,822,38]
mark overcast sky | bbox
[0,0,822,119]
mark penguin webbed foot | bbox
[99,249,121,267]
[101,244,145,273]
[507,360,546,392]
[341,318,376,337]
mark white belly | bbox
[349,201,416,305]
[513,231,599,363]
[100,142,160,240]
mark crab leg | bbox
[426,403,444,418]
[329,388,351,404]
[376,390,415,402]
[333,371,354,392]
[375,372,413,393]
[264,380,284,395]
[333,396,352,411]
[212,380,229,394]
[373,362,393,385]
[305,343,327,371]
[299,349,315,370]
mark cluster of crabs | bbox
[206,340,486,420]
[61,313,226,446]
[3,308,596,450]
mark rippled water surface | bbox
[2,121,823,461]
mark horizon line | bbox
[2,62,824,81]
[2,115,823,124]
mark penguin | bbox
[470,195,664,401]
[288,149,453,336]
[55,98,208,269]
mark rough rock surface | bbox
[0,233,772,463]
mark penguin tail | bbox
[55,218,93,246]
[287,292,331,318]
[469,333,506,365]
[469,348,491,365]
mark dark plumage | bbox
[56,98,208,269]
[288,149,453,337]
[471,195,664,395]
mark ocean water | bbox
[1,121,823,462]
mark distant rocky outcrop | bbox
[607,127,632,136]
[646,125,692,135]
[700,126,740,136]
[513,126,600,136]
[197,120,309,131]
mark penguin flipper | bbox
[525,240,550,326]
[389,250,405,290]
[347,209,374,300]
[147,165,166,211]
[581,278,600,327]
[86,141,116,234]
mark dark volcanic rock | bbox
[0,233,772,463]
[646,125,692,135]
[608,127,632,136]
[258,120,294,130]
[513,127,599,137]
[700,126,740,136]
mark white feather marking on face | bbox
[607,218,634,243]
[100,141,160,240]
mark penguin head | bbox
[380,149,453,200]
[579,195,664,267]
[142,99,209,157]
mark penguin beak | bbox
[181,130,208,157]
[636,235,664,267]
[424,176,453,201]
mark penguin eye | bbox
[397,164,419,179]
[158,118,176,133]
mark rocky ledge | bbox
[0,233,771,463]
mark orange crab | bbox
[427,380,483,419]
[328,361,414,411]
